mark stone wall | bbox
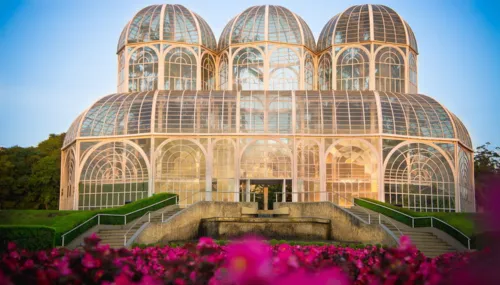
[275,202,397,246]
[199,217,330,240]
[136,202,257,244]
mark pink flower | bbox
[198,237,216,248]
[7,242,16,252]
[225,237,273,284]
[82,253,101,268]
[399,235,414,251]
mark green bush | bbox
[0,226,55,252]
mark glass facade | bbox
[61,4,474,213]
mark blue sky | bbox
[0,0,499,148]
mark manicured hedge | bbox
[0,226,55,251]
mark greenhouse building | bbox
[60,4,475,213]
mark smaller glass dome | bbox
[218,5,316,51]
[317,4,418,53]
[117,4,217,52]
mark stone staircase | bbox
[97,207,181,248]
[347,205,459,258]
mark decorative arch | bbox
[383,142,455,212]
[164,47,197,90]
[201,52,215,90]
[268,47,300,90]
[325,139,379,206]
[78,140,150,210]
[128,46,159,92]
[318,52,332,90]
[240,139,292,179]
[232,47,264,90]
[336,47,370,91]
[154,139,207,203]
[375,46,405,92]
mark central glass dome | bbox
[218,5,316,52]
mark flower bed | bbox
[0,235,484,285]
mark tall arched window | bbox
[326,139,378,206]
[304,53,314,90]
[155,140,206,204]
[297,140,320,201]
[213,139,236,200]
[336,48,369,90]
[384,142,455,212]
[233,47,264,90]
[409,52,418,93]
[218,53,229,90]
[318,52,332,90]
[128,47,158,92]
[269,47,300,90]
[79,141,149,210]
[201,53,215,90]
[164,47,197,90]
[375,47,405,92]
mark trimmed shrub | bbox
[0,226,55,251]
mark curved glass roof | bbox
[117,4,217,52]
[218,5,316,51]
[66,91,470,145]
[317,4,418,53]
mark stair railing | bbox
[355,198,471,250]
[60,194,178,247]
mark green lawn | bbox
[0,193,177,245]
[355,198,478,237]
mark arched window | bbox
[201,53,215,90]
[318,52,332,90]
[269,47,300,90]
[304,53,314,90]
[218,53,229,90]
[213,139,236,200]
[336,48,369,90]
[79,141,149,210]
[409,52,418,93]
[375,47,405,92]
[459,148,474,212]
[164,47,197,90]
[233,47,264,90]
[128,47,158,92]
[241,140,292,179]
[118,51,125,91]
[326,139,378,206]
[297,140,320,201]
[155,140,206,204]
[384,142,455,212]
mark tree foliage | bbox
[0,134,64,209]
[474,143,500,208]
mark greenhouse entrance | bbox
[240,179,292,210]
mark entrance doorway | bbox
[240,179,292,210]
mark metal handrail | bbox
[60,194,178,247]
[378,213,404,237]
[355,198,471,249]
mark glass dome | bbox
[218,5,316,52]
[117,4,217,52]
[317,4,418,53]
